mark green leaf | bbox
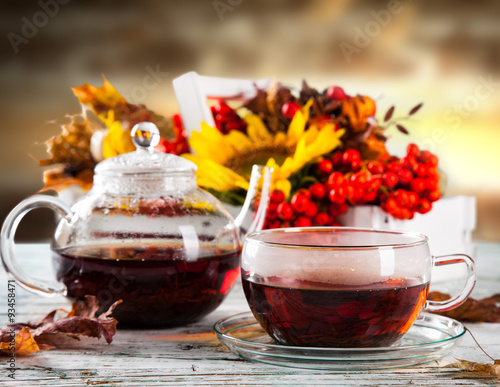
[206,188,246,206]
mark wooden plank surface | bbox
[0,243,499,386]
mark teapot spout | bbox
[234,165,272,238]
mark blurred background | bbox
[0,0,499,241]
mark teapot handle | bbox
[1,195,73,296]
[234,165,272,238]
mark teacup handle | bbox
[0,195,73,296]
[425,253,476,312]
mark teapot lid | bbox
[94,122,197,176]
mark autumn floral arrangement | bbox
[193,83,442,229]
[39,78,442,229]
[39,78,189,192]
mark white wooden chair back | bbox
[172,71,270,136]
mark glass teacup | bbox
[241,227,475,348]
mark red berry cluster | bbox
[265,188,343,229]
[154,114,190,155]
[210,85,349,133]
[210,101,247,134]
[264,143,441,228]
[379,144,441,219]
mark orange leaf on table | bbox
[0,296,121,356]
[445,359,500,378]
[428,292,500,322]
[0,327,53,356]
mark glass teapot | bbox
[1,122,271,327]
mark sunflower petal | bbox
[286,99,313,146]
[189,122,233,164]
[273,132,287,146]
[278,156,296,178]
[266,158,292,198]
[225,130,253,152]
[183,102,342,202]
[265,158,283,181]
[275,179,292,199]
[301,99,313,120]
[286,113,306,146]
[294,137,307,159]
[306,125,345,159]
[303,124,319,146]
[245,115,273,144]
[266,158,280,171]
[102,109,115,127]
[183,154,249,191]
[103,119,135,158]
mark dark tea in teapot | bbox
[53,243,240,327]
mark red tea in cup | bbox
[242,228,475,348]
[242,275,429,347]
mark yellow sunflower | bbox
[101,110,135,158]
[183,101,345,198]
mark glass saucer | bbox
[214,312,465,371]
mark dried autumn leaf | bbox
[384,106,395,122]
[342,95,376,131]
[396,124,409,134]
[446,359,500,378]
[72,76,175,141]
[244,88,270,116]
[41,166,94,193]
[0,327,53,356]
[374,132,388,142]
[322,99,342,114]
[268,84,294,117]
[428,292,500,322]
[264,81,291,133]
[409,102,423,116]
[67,294,100,318]
[300,80,341,119]
[38,117,99,172]
[299,80,320,104]
[243,81,293,134]
[37,116,99,192]
[0,296,121,356]
[39,76,181,191]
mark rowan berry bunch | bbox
[210,101,247,134]
[154,114,190,155]
[263,143,441,229]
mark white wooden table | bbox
[1,243,499,386]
